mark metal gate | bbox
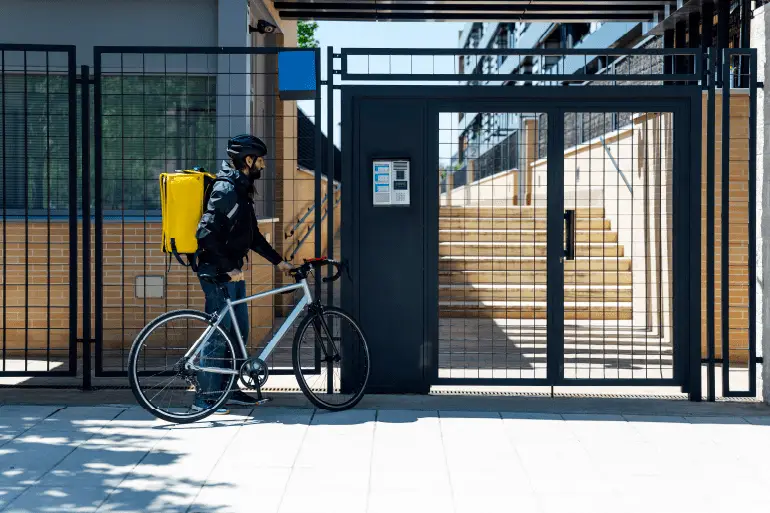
[90,46,328,383]
[0,44,760,401]
[0,44,78,380]
[337,47,759,400]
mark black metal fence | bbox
[0,44,78,379]
[0,43,761,401]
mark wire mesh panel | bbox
[94,48,328,379]
[437,110,548,381]
[563,111,674,381]
[0,45,77,378]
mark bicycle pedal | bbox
[254,398,272,406]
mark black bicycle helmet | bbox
[226,134,268,168]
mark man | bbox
[194,134,293,412]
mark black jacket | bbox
[195,162,283,275]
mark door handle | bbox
[564,209,576,261]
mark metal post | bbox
[663,29,674,87]
[739,0,751,87]
[705,52,717,401]
[674,20,688,78]
[80,65,91,390]
[717,0,730,86]
[748,50,758,395]
[327,48,335,307]
[721,50,731,395]
[67,50,79,376]
[702,2,715,86]
[546,110,564,386]
[93,50,103,378]
[688,12,701,86]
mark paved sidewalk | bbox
[1,402,769,512]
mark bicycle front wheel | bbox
[292,306,370,411]
[128,309,237,424]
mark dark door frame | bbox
[343,85,702,400]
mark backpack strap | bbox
[170,238,199,272]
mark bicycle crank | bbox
[239,358,269,391]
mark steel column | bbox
[80,65,92,390]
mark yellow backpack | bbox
[159,168,231,270]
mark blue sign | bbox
[278,51,317,100]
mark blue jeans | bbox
[195,277,249,407]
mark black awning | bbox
[274,1,677,22]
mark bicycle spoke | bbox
[129,311,237,422]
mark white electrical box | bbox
[372,159,410,206]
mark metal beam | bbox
[279,11,663,21]
[275,0,675,21]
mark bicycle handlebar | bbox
[290,257,342,283]
[200,258,342,287]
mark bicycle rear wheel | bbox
[128,310,237,424]
[292,306,370,411]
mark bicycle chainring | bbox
[239,358,269,390]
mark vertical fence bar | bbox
[702,2,714,86]
[68,50,79,375]
[314,46,322,293]
[721,50,731,394]
[739,0,751,88]
[546,110,564,385]
[717,0,729,86]
[80,65,91,390]
[23,52,29,372]
[748,50,757,396]
[706,48,717,401]
[688,12,701,87]
[1,51,6,372]
[93,49,103,377]
[663,30,674,87]
[327,47,335,306]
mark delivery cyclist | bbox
[194,134,294,412]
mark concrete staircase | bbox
[439,206,632,320]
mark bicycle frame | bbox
[183,278,313,376]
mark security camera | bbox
[249,20,277,35]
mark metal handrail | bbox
[285,183,341,239]
[599,136,632,195]
[288,193,342,260]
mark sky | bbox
[297,21,466,158]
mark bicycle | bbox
[128,258,370,423]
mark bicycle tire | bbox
[292,306,370,411]
[128,309,237,424]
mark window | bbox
[101,75,217,211]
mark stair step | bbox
[439,230,618,243]
[439,243,624,257]
[440,271,632,286]
[439,302,632,320]
[440,207,605,218]
[439,257,632,272]
[439,285,632,302]
[439,218,611,230]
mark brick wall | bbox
[0,219,276,366]
[700,92,753,365]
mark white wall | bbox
[0,0,218,67]
[440,169,518,206]
[754,3,769,404]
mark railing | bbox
[286,184,341,260]
[599,136,633,195]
